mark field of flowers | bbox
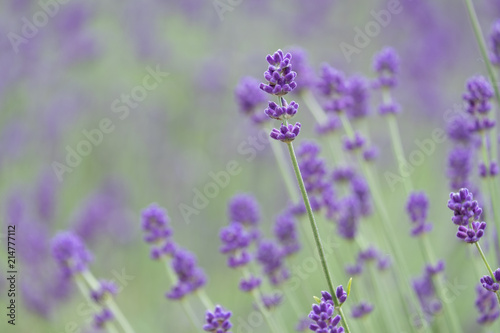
[2,1,500,332]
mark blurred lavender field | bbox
[2,0,500,332]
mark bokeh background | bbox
[1,0,500,332]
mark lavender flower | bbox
[378,102,401,115]
[351,302,374,319]
[337,196,361,240]
[346,75,370,120]
[406,192,433,236]
[51,231,92,277]
[490,20,500,66]
[456,222,487,243]
[345,263,363,276]
[351,175,372,216]
[315,115,341,135]
[336,285,347,304]
[447,116,474,145]
[261,293,283,309]
[317,64,351,113]
[141,203,174,259]
[476,284,500,324]
[480,269,500,292]
[94,308,113,329]
[342,132,365,151]
[447,188,483,226]
[260,49,297,96]
[166,248,207,300]
[239,275,261,292]
[363,146,379,162]
[373,47,399,89]
[413,270,442,317]
[270,122,302,142]
[308,292,344,333]
[463,77,496,133]
[203,306,232,333]
[219,222,253,268]
[235,76,267,115]
[91,280,118,304]
[447,147,473,190]
[287,47,315,94]
[264,99,299,120]
[227,194,261,226]
[273,213,300,256]
[479,161,499,178]
[256,240,289,286]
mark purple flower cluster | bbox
[220,222,253,268]
[239,275,262,292]
[480,269,500,292]
[345,246,391,276]
[315,115,341,136]
[406,192,433,236]
[235,76,268,124]
[351,302,374,319]
[342,132,365,152]
[166,248,207,300]
[256,240,289,286]
[490,20,500,66]
[463,76,495,133]
[93,308,113,329]
[447,145,473,190]
[203,305,233,333]
[346,75,370,120]
[308,291,345,333]
[141,203,174,260]
[91,280,118,304]
[51,231,92,277]
[413,266,443,317]
[260,49,297,96]
[317,64,351,113]
[259,49,301,143]
[261,292,283,309]
[476,284,500,324]
[447,188,486,243]
[227,194,261,227]
[373,47,401,115]
[273,213,300,256]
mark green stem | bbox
[475,242,500,304]
[301,90,328,123]
[286,141,351,333]
[464,0,499,163]
[196,289,215,310]
[81,270,136,333]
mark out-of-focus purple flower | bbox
[447,116,474,145]
[358,246,378,262]
[239,275,262,292]
[256,240,289,286]
[337,196,360,240]
[426,261,445,275]
[332,166,355,183]
[227,194,260,226]
[264,99,299,120]
[315,114,341,135]
[373,47,399,89]
[308,292,344,333]
[203,305,232,332]
[296,317,314,331]
[5,190,25,226]
[166,248,207,300]
[317,64,351,113]
[447,147,473,190]
[351,176,371,216]
[377,255,392,271]
[91,280,118,304]
[220,222,253,268]
[343,132,365,151]
[287,47,315,94]
[51,231,92,277]
[141,203,174,260]
[463,76,494,115]
[347,75,370,120]
[34,171,58,223]
[351,302,374,319]
[345,263,363,276]
[406,192,433,237]
[413,269,442,317]
[93,308,113,329]
[261,293,283,309]
[235,76,267,115]
[476,284,500,324]
[479,161,499,178]
[260,49,297,96]
[378,101,401,115]
[270,122,301,143]
[447,188,482,226]
[273,213,300,256]
[490,20,500,66]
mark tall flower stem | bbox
[80,270,136,333]
[286,141,351,332]
[74,274,120,333]
[196,289,215,310]
[464,0,499,163]
[162,259,200,330]
[475,242,500,304]
[240,267,282,333]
